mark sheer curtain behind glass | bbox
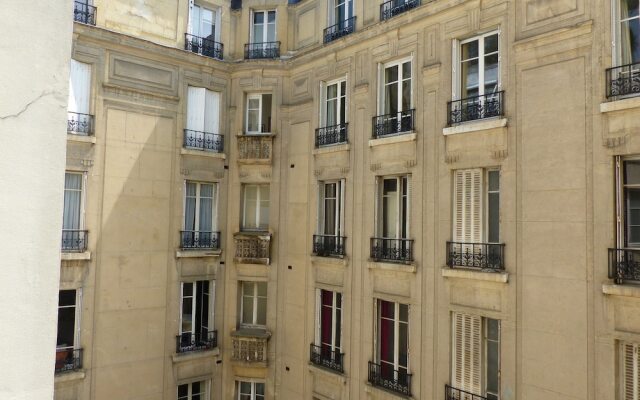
[620,0,640,65]
[63,173,82,231]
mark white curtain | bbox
[204,90,220,134]
[63,173,82,230]
[199,184,214,231]
[184,182,197,231]
[68,60,91,114]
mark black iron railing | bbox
[446,242,505,270]
[184,33,223,60]
[180,231,220,250]
[312,235,346,257]
[55,348,82,373]
[323,17,356,43]
[368,361,411,396]
[445,384,488,400]
[176,330,218,353]
[315,123,348,147]
[244,42,281,59]
[606,62,640,98]
[448,91,504,125]
[67,112,94,136]
[372,109,415,138]
[62,230,88,252]
[370,238,413,263]
[380,0,420,21]
[73,2,96,25]
[609,248,640,284]
[183,129,224,152]
[310,344,344,373]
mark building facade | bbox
[56,0,639,399]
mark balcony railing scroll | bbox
[312,235,346,257]
[244,42,281,59]
[67,112,94,136]
[183,129,224,153]
[237,135,273,161]
[180,231,220,250]
[380,0,420,21]
[445,384,488,400]
[315,123,348,147]
[55,348,83,373]
[368,361,412,396]
[448,91,504,125]
[234,233,271,264]
[609,248,640,284]
[446,241,505,270]
[184,33,223,60]
[62,230,88,252]
[231,329,271,363]
[370,238,413,263]
[310,344,344,373]
[74,1,96,25]
[176,330,218,353]
[323,17,356,43]
[372,109,415,138]
[606,62,640,98]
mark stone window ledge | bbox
[313,143,350,155]
[443,118,507,136]
[176,249,222,258]
[171,347,220,363]
[54,370,85,383]
[364,382,414,399]
[308,363,348,384]
[311,255,348,267]
[602,283,640,298]
[180,148,226,159]
[369,132,416,147]
[367,260,416,273]
[67,134,96,144]
[61,251,91,261]
[441,267,509,283]
[600,96,640,113]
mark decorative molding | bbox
[239,171,249,178]
[260,171,272,179]
[81,159,94,167]
[370,163,382,172]
[340,167,350,174]
[314,168,324,177]
[491,149,508,160]
[604,136,626,148]
[445,152,460,163]
[214,170,225,179]
[405,159,417,169]
[181,168,190,175]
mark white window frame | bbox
[237,381,266,400]
[375,175,411,239]
[615,156,640,248]
[63,171,87,231]
[242,184,270,231]
[314,289,342,353]
[183,181,218,232]
[188,2,221,42]
[240,281,267,328]
[328,0,353,25]
[57,289,82,351]
[250,9,277,44]
[374,299,410,379]
[378,57,413,115]
[186,86,220,134]
[320,78,348,128]
[245,93,272,135]
[452,31,500,101]
[612,0,640,66]
[177,380,210,400]
[179,280,215,337]
[317,180,346,237]
[621,341,640,400]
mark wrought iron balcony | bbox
[312,235,346,257]
[448,91,504,125]
[368,361,412,396]
[62,230,88,252]
[55,348,82,373]
[370,238,413,263]
[67,112,94,136]
[606,62,640,98]
[380,0,420,21]
[183,129,224,153]
[180,231,220,250]
[310,344,344,373]
[609,248,640,284]
[175,330,218,354]
[315,123,348,147]
[323,17,356,43]
[372,109,415,138]
[237,135,273,161]
[74,1,96,25]
[184,33,223,60]
[231,329,271,363]
[446,241,505,271]
[244,42,281,60]
[234,232,271,264]
[445,384,488,400]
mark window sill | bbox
[232,327,272,339]
[175,249,222,258]
[67,133,96,144]
[61,251,91,261]
[180,148,226,159]
[602,283,640,298]
[54,370,85,383]
[310,255,348,267]
[308,362,348,382]
[367,260,416,273]
[600,95,640,113]
[312,143,350,155]
[238,132,276,137]
[443,118,507,136]
[441,267,509,283]
[369,132,416,147]
[171,347,220,363]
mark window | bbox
[318,180,345,237]
[56,289,81,372]
[246,94,272,134]
[62,172,86,251]
[621,342,640,400]
[321,80,347,128]
[68,60,92,135]
[178,380,209,400]
[315,289,342,356]
[186,87,220,149]
[454,32,499,100]
[451,313,500,400]
[453,169,500,244]
[615,0,640,66]
[616,158,640,247]
[380,59,412,116]
[375,299,409,385]
[237,381,265,400]
[329,0,353,26]
[377,176,410,239]
[184,182,218,247]
[251,10,276,44]
[242,184,270,231]
[240,281,267,327]
[179,281,214,349]
[189,4,219,41]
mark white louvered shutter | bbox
[68,60,91,114]
[453,169,483,243]
[187,87,206,132]
[616,157,624,248]
[314,289,321,345]
[623,342,640,400]
[204,89,220,134]
[318,183,325,234]
[211,184,218,232]
[452,313,482,396]
[405,175,412,238]
[452,40,459,100]
[339,179,346,237]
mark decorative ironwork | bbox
[184,33,223,60]
[323,17,356,43]
[183,129,224,153]
[74,1,96,25]
[380,0,420,21]
[372,109,415,138]
[62,230,88,252]
[370,238,413,263]
[312,235,346,257]
[448,91,504,125]
[446,241,505,270]
[445,384,488,400]
[609,248,640,284]
[244,42,281,59]
[606,63,640,98]
[67,112,94,136]
[368,361,412,396]
[237,135,272,160]
[234,233,271,264]
[175,330,217,353]
[310,344,344,373]
[55,348,82,373]
[231,332,270,363]
[180,231,220,250]
[315,123,348,147]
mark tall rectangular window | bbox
[616,158,640,247]
[616,0,640,65]
[455,32,499,100]
[453,169,500,243]
[186,86,220,135]
[246,94,272,134]
[322,80,347,128]
[381,59,412,115]
[376,299,409,384]
[242,184,270,231]
[57,290,79,351]
[621,342,640,400]
[178,381,209,400]
[377,176,410,239]
[316,289,342,355]
[240,281,267,327]
[251,10,276,43]
[329,0,353,25]
[68,60,91,115]
[180,281,214,347]
[237,381,265,400]
[62,172,85,251]
[318,180,345,236]
[184,182,217,233]
[189,4,218,41]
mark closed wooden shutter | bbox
[452,312,481,395]
[187,87,205,132]
[204,90,220,134]
[453,169,483,243]
[68,60,91,114]
[623,342,640,400]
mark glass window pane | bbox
[379,300,394,319]
[488,193,500,243]
[399,322,408,367]
[385,65,398,84]
[625,161,640,184]
[486,341,500,392]
[488,170,500,191]
[379,318,395,363]
[484,53,499,93]
[59,290,76,307]
[178,384,189,398]
[402,80,411,110]
[461,40,479,60]
[240,381,252,394]
[268,11,276,23]
[57,307,76,347]
[399,303,408,322]
[484,33,498,53]
[242,295,254,324]
[257,281,267,296]
[620,19,640,64]
[254,12,264,24]
[488,318,500,340]
[461,59,479,98]
[257,296,267,325]
[402,61,411,78]
[621,0,639,20]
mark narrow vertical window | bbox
[179,281,215,352]
[242,184,270,231]
[487,170,500,243]
[68,60,92,135]
[376,299,409,386]
[246,94,273,134]
[240,281,267,327]
[185,87,221,151]
[311,289,343,371]
[183,182,218,249]
[177,381,209,400]
[62,172,85,251]
[458,32,499,100]
[237,381,265,400]
[56,289,81,373]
